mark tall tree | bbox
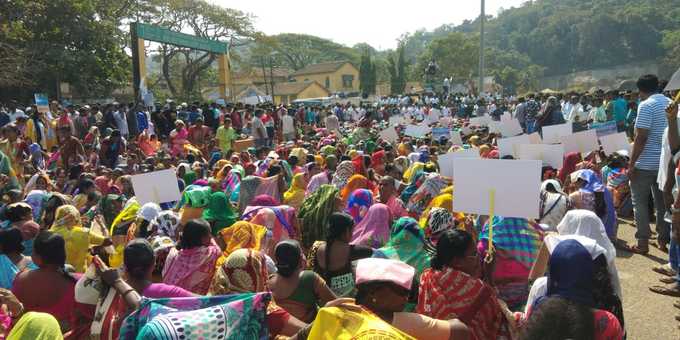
[389,44,407,95]
[0,0,133,99]
[140,0,257,101]
[256,33,360,71]
[359,49,377,95]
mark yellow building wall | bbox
[292,63,359,93]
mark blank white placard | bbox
[559,129,599,154]
[499,119,524,137]
[599,132,631,155]
[437,149,481,178]
[518,144,565,169]
[452,158,542,218]
[542,123,573,144]
[379,126,399,143]
[131,169,182,205]
[498,134,531,158]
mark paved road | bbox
[615,218,679,339]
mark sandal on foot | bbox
[629,245,649,254]
[649,285,680,297]
[660,277,677,284]
[653,265,677,277]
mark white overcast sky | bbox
[210,0,528,50]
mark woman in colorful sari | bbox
[4,311,63,340]
[373,217,431,291]
[268,240,337,323]
[13,231,87,334]
[524,234,624,334]
[478,216,543,311]
[350,203,392,249]
[310,212,373,298]
[75,240,194,340]
[215,221,267,266]
[406,172,448,217]
[344,189,373,224]
[162,219,221,295]
[522,240,623,340]
[49,205,109,272]
[298,185,341,250]
[339,175,373,205]
[0,228,37,289]
[569,169,618,240]
[238,175,283,214]
[558,151,582,185]
[209,248,307,338]
[224,168,242,204]
[169,120,189,157]
[242,205,297,256]
[417,229,514,340]
[177,185,210,226]
[284,173,307,209]
[299,258,471,340]
[331,160,354,189]
[202,191,237,235]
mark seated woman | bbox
[568,169,617,242]
[12,231,88,334]
[538,180,570,231]
[310,213,373,298]
[210,248,307,338]
[0,228,37,289]
[478,216,543,311]
[3,203,40,256]
[350,203,392,248]
[417,229,514,340]
[76,239,194,340]
[525,234,624,333]
[344,189,373,224]
[162,219,221,295]
[294,258,471,340]
[49,205,111,273]
[268,240,336,323]
[521,240,623,340]
[0,291,63,340]
[542,210,622,297]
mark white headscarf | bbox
[525,234,609,314]
[556,209,621,297]
[137,202,162,222]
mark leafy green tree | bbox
[140,0,257,101]
[0,0,133,99]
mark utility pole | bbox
[479,0,485,97]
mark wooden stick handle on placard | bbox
[673,91,680,105]
[484,189,496,264]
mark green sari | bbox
[298,185,339,249]
[374,217,432,279]
[202,191,238,235]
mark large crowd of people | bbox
[0,73,676,339]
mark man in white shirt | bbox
[562,95,584,122]
[251,110,267,148]
[325,112,340,134]
[281,111,295,142]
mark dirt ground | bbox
[615,218,679,339]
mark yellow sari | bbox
[50,205,105,272]
[283,173,307,209]
[309,306,415,339]
[216,221,267,267]
[109,200,140,267]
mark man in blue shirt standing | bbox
[629,74,672,254]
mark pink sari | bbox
[170,128,189,157]
[162,244,221,295]
[350,203,392,248]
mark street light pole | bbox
[479,0,485,97]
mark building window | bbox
[342,75,354,88]
[325,76,330,89]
